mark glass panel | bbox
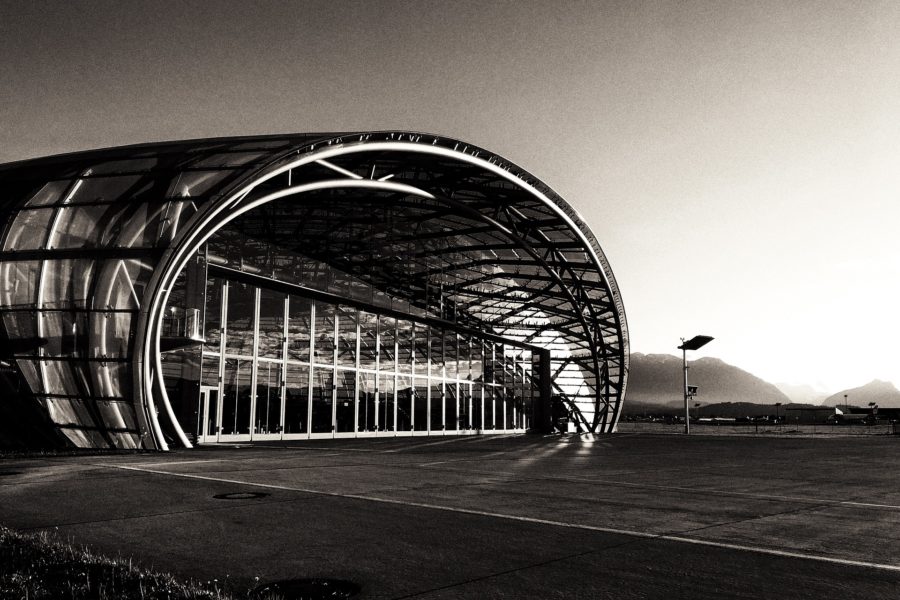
[335,369,356,433]
[485,386,495,430]
[3,208,54,250]
[287,295,311,362]
[472,383,483,430]
[430,380,443,432]
[429,327,443,376]
[257,289,285,359]
[311,367,333,433]
[221,358,252,435]
[91,311,133,358]
[15,359,42,394]
[95,258,151,312]
[41,259,96,309]
[459,382,471,430]
[357,371,376,432]
[43,359,89,397]
[284,363,309,434]
[41,311,87,357]
[413,377,428,431]
[25,180,70,207]
[396,320,412,374]
[42,396,94,426]
[358,311,377,370]
[336,308,357,368]
[48,204,123,249]
[201,355,219,386]
[378,316,396,372]
[97,399,137,431]
[204,279,223,350]
[3,312,38,346]
[166,170,232,198]
[445,381,458,432]
[378,373,395,432]
[458,336,471,381]
[445,332,458,380]
[396,375,412,432]
[225,282,255,356]
[64,175,141,205]
[1,261,40,309]
[412,323,428,375]
[313,302,335,365]
[254,361,282,435]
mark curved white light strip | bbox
[142,179,435,448]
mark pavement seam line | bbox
[101,463,900,573]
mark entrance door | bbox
[198,385,219,443]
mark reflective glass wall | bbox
[195,276,534,441]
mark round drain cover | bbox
[251,578,360,600]
[212,492,270,500]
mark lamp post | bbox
[678,335,714,434]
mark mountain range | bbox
[626,353,900,409]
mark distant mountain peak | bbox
[626,353,790,406]
[821,380,900,408]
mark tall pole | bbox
[683,345,690,434]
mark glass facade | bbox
[196,276,534,440]
[0,132,628,450]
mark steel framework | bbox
[0,132,629,449]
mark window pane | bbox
[225,283,255,355]
[358,371,376,432]
[284,364,309,434]
[313,302,335,365]
[287,295,311,362]
[445,381,458,432]
[257,289,285,359]
[429,327,443,376]
[396,375,412,432]
[336,308,356,368]
[335,369,355,433]
[445,332,458,380]
[413,377,428,431]
[378,316,396,372]
[412,323,428,375]
[311,367,333,433]
[204,279,223,350]
[378,373,395,432]
[430,380,443,432]
[25,180,70,207]
[396,320,412,374]
[358,311,377,370]
[3,208,54,250]
[64,175,141,205]
[221,358,252,435]
[1,261,39,309]
[255,361,282,435]
[41,259,96,309]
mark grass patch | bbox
[0,526,242,599]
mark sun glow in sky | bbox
[1,1,897,393]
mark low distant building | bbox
[0,133,628,449]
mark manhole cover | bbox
[251,578,360,600]
[212,492,270,500]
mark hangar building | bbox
[0,133,628,450]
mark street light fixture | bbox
[678,335,714,434]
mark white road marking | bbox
[102,463,900,573]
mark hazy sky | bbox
[1,1,898,392]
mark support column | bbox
[533,349,553,433]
